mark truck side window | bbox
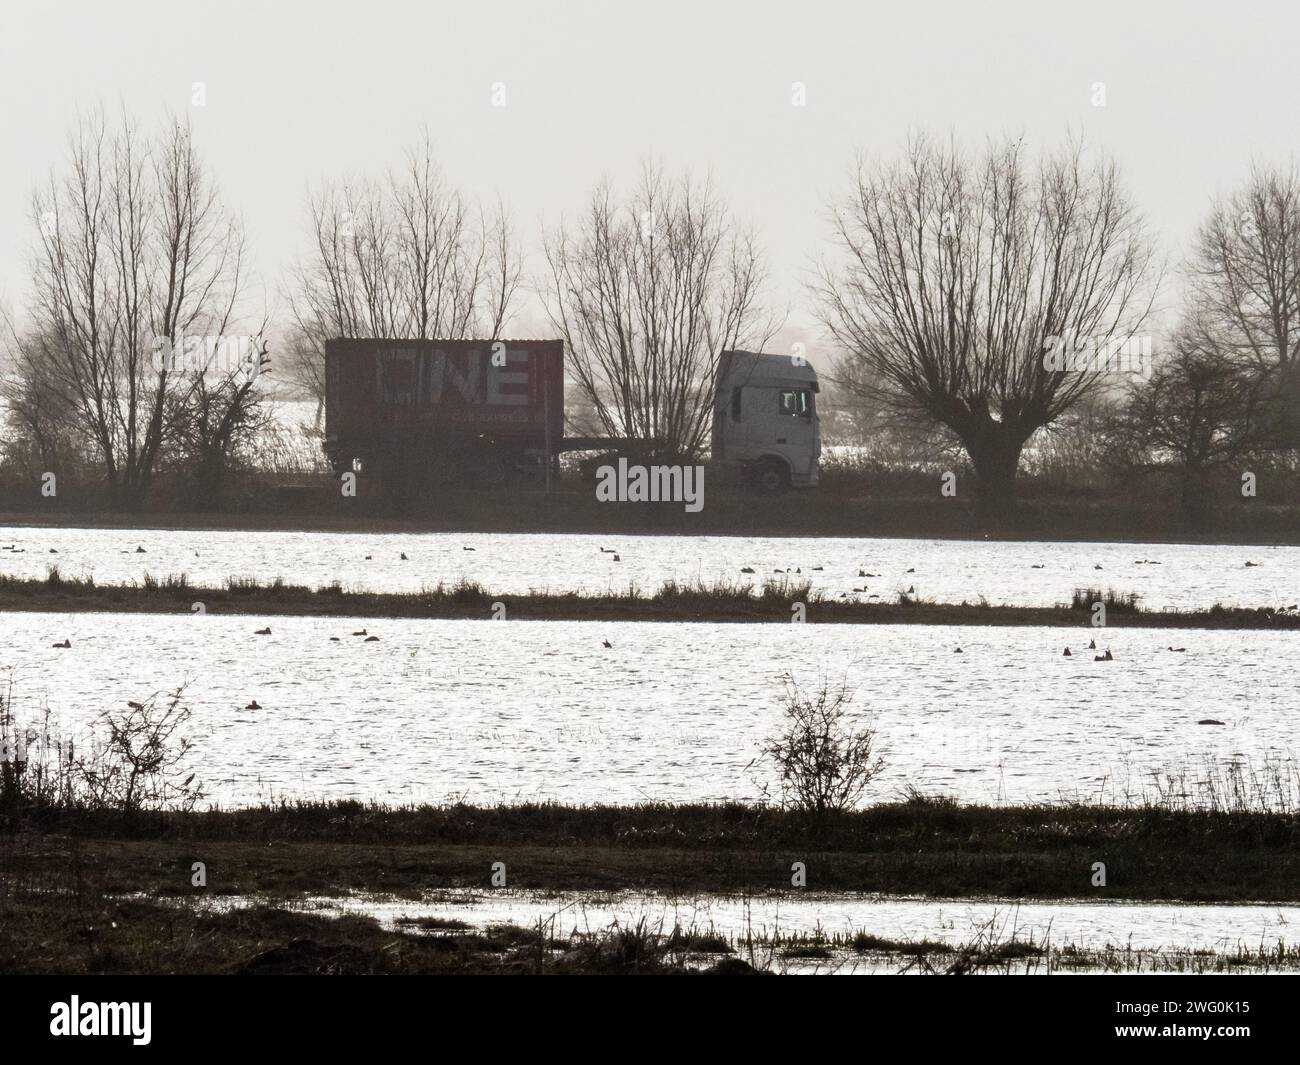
[779,389,811,418]
[731,387,743,421]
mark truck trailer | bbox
[324,338,563,485]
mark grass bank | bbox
[8,798,1299,974]
[7,798,1300,902]
[1,570,1297,628]
[3,479,1300,543]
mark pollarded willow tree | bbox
[814,136,1160,515]
[543,163,779,459]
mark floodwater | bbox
[193,889,1300,973]
[3,614,1294,807]
[0,526,1296,610]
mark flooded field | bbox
[4,612,1294,806]
[1,526,1296,610]
[189,888,1300,974]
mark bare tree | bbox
[1111,313,1282,520]
[1193,163,1300,374]
[25,109,251,506]
[168,335,273,499]
[0,313,86,477]
[279,322,328,429]
[815,135,1159,514]
[1191,162,1300,444]
[544,162,779,458]
[289,131,520,377]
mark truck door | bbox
[720,384,752,455]
[775,387,817,475]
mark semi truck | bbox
[323,338,820,490]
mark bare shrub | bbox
[762,672,885,814]
[3,683,204,822]
[75,688,204,815]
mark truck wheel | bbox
[753,458,790,494]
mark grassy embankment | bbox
[1,570,1297,627]
[8,796,1300,901]
[3,475,1300,543]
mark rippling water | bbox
[191,889,1300,971]
[3,613,1293,806]
[342,891,1300,952]
[1,526,1297,609]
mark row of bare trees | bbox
[2,119,525,502]
[816,139,1299,515]
[3,112,1297,513]
[1,109,264,504]
[234,131,1300,516]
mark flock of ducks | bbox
[1061,640,1114,661]
[28,546,1286,721]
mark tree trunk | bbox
[1180,464,1210,529]
[963,424,1025,521]
[115,467,151,511]
[194,454,227,506]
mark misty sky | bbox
[1,0,1296,355]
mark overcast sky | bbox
[1,0,1296,353]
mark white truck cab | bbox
[713,350,821,491]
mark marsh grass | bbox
[0,883,765,975]
[3,571,1297,628]
[0,566,97,592]
[412,578,492,604]
[393,915,472,931]
[896,590,935,606]
[142,572,191,592]
[1104,751,1300,816]
[753,914,1048,974]
[1070,586,1141,613]
[4,571,822,606]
